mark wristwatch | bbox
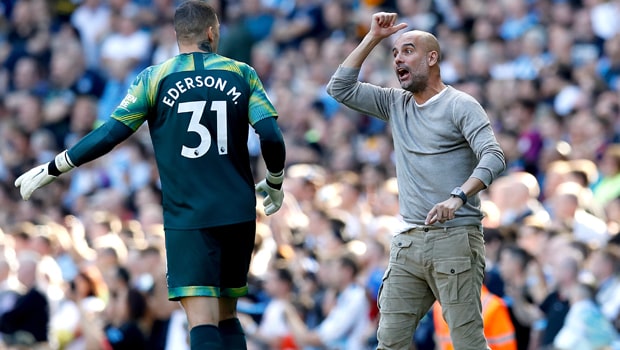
[450,187,467,205]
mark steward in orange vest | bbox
[433,284,517,350]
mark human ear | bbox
[428,51,439,66]
[207,26,214,42]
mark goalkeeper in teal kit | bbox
[14,1,285,349]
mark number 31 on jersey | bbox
[178,100,228,158]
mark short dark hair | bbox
[127,288,147,320]
[501,244,532,271]
[115,266,131,285]
[275,267,294,288]
[174,0,218,45]
[339,253,360,278]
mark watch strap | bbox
[451,187,467,205]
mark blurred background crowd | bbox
[0,0,620,349]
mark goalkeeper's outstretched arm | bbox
[65,118,134,168]
[15,119,134,200]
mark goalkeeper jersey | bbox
[110,52,278,229]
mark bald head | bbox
[392,29,444,96]
[396,30,442,61]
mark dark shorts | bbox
[165,220,256,301]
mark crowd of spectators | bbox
[0,0,620,349]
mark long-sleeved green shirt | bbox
[68,52,285,229]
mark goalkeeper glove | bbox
[14,150,75,200]
[255,170,284,216]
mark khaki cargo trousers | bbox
[377,225,490,350]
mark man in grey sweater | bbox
[326,12,506,350]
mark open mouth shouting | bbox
[396,66,410,82]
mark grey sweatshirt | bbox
[327,66,506,227]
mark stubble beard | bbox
[403,74,427,94]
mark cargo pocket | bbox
[377,265,391,310]
[433,257,472,304]
[389,234,412,265]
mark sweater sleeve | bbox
[326,66,398,121]
[455,94,506,187]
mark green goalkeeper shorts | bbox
[165,220,256,301]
